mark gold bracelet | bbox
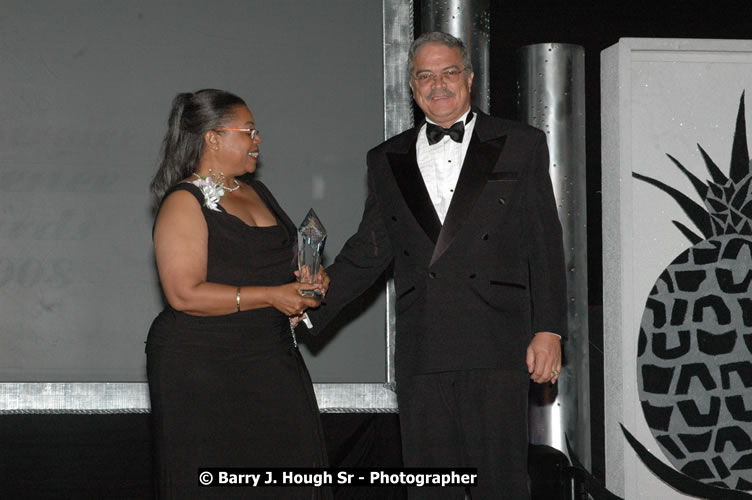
[236,287,241,312]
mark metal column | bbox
[383,0,415,388]
[421,0,490,113]
[518,43,590,469]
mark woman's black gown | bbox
[146,180,331,499]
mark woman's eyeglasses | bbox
[215,128,259,140]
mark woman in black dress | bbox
[146,89,331,499]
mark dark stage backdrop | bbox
[0,0,385,382]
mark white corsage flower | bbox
[191,171,238,211]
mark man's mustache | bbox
[427,90,456,98]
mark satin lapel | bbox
[388,141,442,244]
[430,132,507,266]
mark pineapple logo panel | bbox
[634,93,752,491]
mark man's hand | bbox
[526,332,562,384]
[290,313,309,328]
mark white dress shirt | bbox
[416,108,475,223]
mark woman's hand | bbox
[270,282,325,317]
[294,266,330,298]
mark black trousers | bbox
[398,368,530,500]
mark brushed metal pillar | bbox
[421,0,490,113]
[384,0,415,140]
[383,0,414,387]
[518,43,590,469]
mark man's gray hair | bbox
[407,31,473,81]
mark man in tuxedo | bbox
[308,31,567,499]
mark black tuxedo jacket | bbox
[308,111,567,384]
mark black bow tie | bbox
[425,111,474,146]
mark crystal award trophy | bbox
[297,208,327,300]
